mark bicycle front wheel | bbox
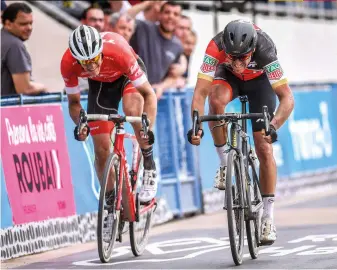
[226,149,245,266]
[97,153,121,263]
[246,154,262,259]
[130,158,155,256]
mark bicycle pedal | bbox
[140,200,151,206]
[259,240,275,246]
[116,233,122,243]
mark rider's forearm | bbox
[69,100,83,125]
[191,79,212,120]
[191,93,207,117]
[271,84,295,129]
[143,90,158,130]
[191,91,208,129]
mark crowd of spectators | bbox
[1,0,197,99]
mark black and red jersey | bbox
[198,25,288,88]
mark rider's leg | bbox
[122,84,156,170]
[87,79,121,197]
[208,80,233,189]
[253,133,277,218]
[247,74,277,219]
[247,74,277,244]
[122,83,157,203]
[209,66,239,173]
[253,133,277,244]
[208,81,232,148]
[91,131,116,192]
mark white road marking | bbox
[288,234,337,243]
[72,234,337,267]
[72,246,229,266]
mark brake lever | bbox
[262,106,270,136]
[77,109,87,135]
[192,110,199,136]
[141,112,149,137]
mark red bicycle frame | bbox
[112,123,156,223]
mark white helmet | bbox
[69,25,103,61]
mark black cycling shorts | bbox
[213,64,276,132]
[87,57,147,115]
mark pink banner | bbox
[1,105,75,224]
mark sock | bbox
[141,146,156,170]
[262,194,275,220]
[215,144,228,167]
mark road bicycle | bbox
[77,109,157,263]
[192,96,271,265]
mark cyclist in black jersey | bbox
[187,19,295,245]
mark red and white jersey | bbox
[61,32,147,94]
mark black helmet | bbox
[222,20,257,57]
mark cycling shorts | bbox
[212,64,276,132]
[87,57,147,135]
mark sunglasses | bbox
[227,52,252,62]
[78,54,101,65]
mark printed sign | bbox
[0,105,75,224]
[200,54,219,73]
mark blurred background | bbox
[6,0,337,91]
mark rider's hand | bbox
[74,124,90,141]
[140,129,155,145]
[262,124,277,144]
[187,129,204,145]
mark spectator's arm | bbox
[153,75,187,100]
[6,43,47,95]
[169,54,187,78]
[12,72,47,95]
[126,1,152,18]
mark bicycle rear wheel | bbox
[245,154,261,259]
[97,153,121,263]
[130,158,155,256]
[226,149,245,266]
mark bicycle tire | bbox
[97,153,121,263]
[130,158,154,256]
[226,149,245,266]
[245,155,261,259]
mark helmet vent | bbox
[230,32,234,41]
[241,34,247,42]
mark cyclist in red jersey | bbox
[60,25,158,205]
[187,20,295,245]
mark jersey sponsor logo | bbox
[265,61,284,80]
[201,54,219,73]
[130,62,143,79]
[130,61,140,74]
[247,61,258,68]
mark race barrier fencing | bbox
[1,83,336,260]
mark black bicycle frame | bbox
[228,96,257,220]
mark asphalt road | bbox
[4,185,337,269]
